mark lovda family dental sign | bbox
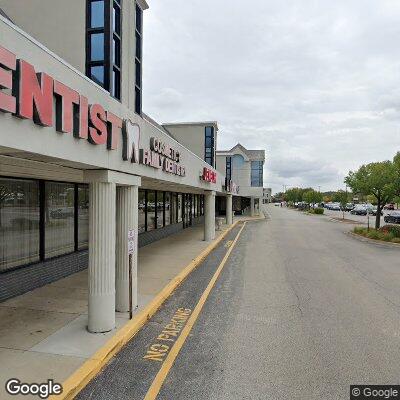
[0,44,186,177]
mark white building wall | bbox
[0,17,222,193]
[0,0,146,113]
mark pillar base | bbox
[88,293,115,333]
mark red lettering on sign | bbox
[16,60,53,126]
[0,46,16,113]
[106,111,122,150]
[88,104,107,145]
[202,167,217,183]
[54,81,79,134]
[78,95,89,139]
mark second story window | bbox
[135,4,143,115]
[204,126,215,167]
[225,156,232,188]
[86,0,122,100]
[251,161,263,187]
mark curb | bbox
[53,219,246,399]
[346,231,400,249]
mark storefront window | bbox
[165,192,171,226]
[192,195,196,218]
[138,189,146,233]
[45,182,75,258]
[197,195,201,217]
[0,178,40,271]
[77,185,89,250]
[147,191,156,231]
[156,191,163,229]
[177,194,183,223]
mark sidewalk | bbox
[0,221,239,399]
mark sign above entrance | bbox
[201,167,217,184]
[123,122,186,177]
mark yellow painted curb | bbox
[52,220,241,400]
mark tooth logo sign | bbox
[123,121,141,163]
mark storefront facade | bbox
[216,144,266,216]
[0,4,233,332]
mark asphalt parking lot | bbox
[322,208,395,226]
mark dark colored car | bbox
[384,204,395,210]
[384,212,400,224]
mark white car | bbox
[330,203,341,211]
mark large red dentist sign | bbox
[0,44,188,177]
[0,46,122,149]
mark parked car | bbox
[370,207,383,216]
[330,203,341,211]
[351,204,372,215]
[384,204,395,210]
[384,211,400,224]
[345,203,354,211]
[50,208,74,219]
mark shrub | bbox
[379,225,400,238]
[354,227,367,235]
[367,230,381,240]
[313,208,324,215]
[354,225,400,244]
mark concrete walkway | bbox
[0,221,236,398]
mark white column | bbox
[226,194,233,225]
[88,182,116,333]
[115,185,138,312]
[250,197,255,217]
[204,191,216,241]
[258,197,263,215]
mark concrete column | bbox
[226,194,233,225]
[88,182,116,333]
[258,197,263,215]
[204,191,216,241]
[115,185,138,312]
[250,197,255,217]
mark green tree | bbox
[302,190,322,207]
[336,190,348,220]
[345,161,397,229]
[285,188,300,205]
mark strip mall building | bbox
[0,1,265,333]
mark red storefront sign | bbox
[0,44,122,149]
[202,167,217,183]
[0,44,189,178]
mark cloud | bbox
[143,0,400,193]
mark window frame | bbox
[204,126,215,167]
[225,156,232,189]
[0,176,89,273]
[251,161,264,187]
[86,0,122,100]
[135,3,143,115]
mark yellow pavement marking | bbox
[224,240,233,248]
[144,222,247,400]
[51,220,242,400]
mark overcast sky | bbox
[143,0,400,193]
